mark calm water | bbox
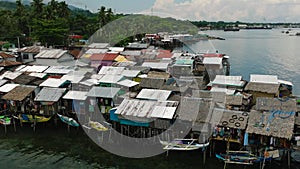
[193,28,300,95]
[1,29,300,169]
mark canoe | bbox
[20,114,51,123]
[89,121,108,131]
[160,139,209,151]
[0,116,11,126]
[57,114,79,127]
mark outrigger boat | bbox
[216,150,276,169]
[160,139,210,151]
[20,114,51,123]
[89,121,109,131]
[216,151,259,165]
[57,114,79,127]
[82,119,109,131]
[0,115,11,126]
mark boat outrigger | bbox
[160,139,209,151]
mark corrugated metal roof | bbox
[63,91,88,100]
[90,53,118,61]
[15,65,26,71]
[79,79,99,86]
[141,62,169,70]
[203,57,222,65]
[121,70,140,77]
[126,43,148,49]
[120,50,142,56]
[34,87,66,102]
[98,75,123,84]
[2,86,36,101]
[19,46,43,53]
[87,86,120,98]
[0,60,22,67]
[87,43,109,49]
[39,78,67,87]
[150,101,179,119]
[61,75,84,84]
[250,74,278,84]
[0,79,8,87]
[136,89,171,101]
[0,71,22,80]
[13,74,36,85]
[29,72,47,79]
[210,87,235,95]
[0,52,15,58]
[0,84,20,93]
[212,75,244,87]
[115,99,156,118]
[26,65,49,73]
[218,109,248,129]
[98,66,125,75]
[244,82,279,94]
[85,48,108,54]
[117,79,139,88]
[278,79,293,86]
[35,49,67,59]
[44,66,73,74]
[109,47,124,52]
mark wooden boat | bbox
[0,116,11,125]
[160,139,209,151]
[216,151,258,165]
[89,121,109,131]
[20,114,51,123]
[216,150,275,164]
[57,114,79,127]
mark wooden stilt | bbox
[13,118,16,132]
[4,124,7,135]
[288,149,291,169]
[67,124,70,132]
[203,148,206,165]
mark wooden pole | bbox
[13,118,16,132]
[4,124,7,135]
[288,149,291,169]
[203,148,206,165]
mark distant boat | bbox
[57,114,79,127]
[224,26,240,31]
[160,139,209,151]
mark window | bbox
[23,53,29,59]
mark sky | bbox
[47,0,300,22]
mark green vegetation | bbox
[1,0,299,47]
[0,0,118,47]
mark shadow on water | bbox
[0,123,299,169]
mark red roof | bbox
[202,53,225,58]
[0,52,15,58]
[0,60,22,67]
[157,50,173,58]
[69,35,83,39]
[90,53,118,61]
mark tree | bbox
[98,6,106,28]
[31,18,69,46]
[31,0,44,19]
[14,0,29,36]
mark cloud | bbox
[143,0,300,22]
